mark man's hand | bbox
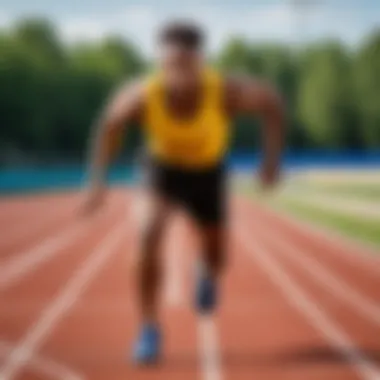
[226,76,285,195]
[80,185,106,217]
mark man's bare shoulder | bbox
[107,76,150,122]
[116,77,148,106]
[223,74,256,115]
[223,73,280,115]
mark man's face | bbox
[158,43,203,88]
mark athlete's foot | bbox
[195,264,218,314]
[132,323,161,365]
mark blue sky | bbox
[0,0,379,54]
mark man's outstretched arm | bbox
[83,81,144,214]
[227,77,285,188]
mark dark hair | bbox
[158,20,204,50]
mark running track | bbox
[0,188,379,380]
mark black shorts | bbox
[144,159,227,226]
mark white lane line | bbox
[0,223,87,290]
[0,219,126,380]
[1,205,69,248]
[164,220,184,307]
[1,297,131,317]
[131,190,150,234]
[236,224,380,380]
[251,219,380,326]
[128,191,151,267]
[0,341,83,380]
[0,199,65,225]
[129,191,147,267]
[167,212,223,380]
[198,316,222,380]
[0,207,117,290]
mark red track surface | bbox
[0,189,379,380]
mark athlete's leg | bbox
[195,223,226,313]
[137,195,171,322]
[184,164,227,314]
[199,224,226,278]
[133,194,172,364]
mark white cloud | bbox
[58,3,296,54]
[2,2,379,54]
[201,3,295,48]
[0,10,11,27]
[60,6,158,44]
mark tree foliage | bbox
[0,19,379,165]
[354,30,380,147]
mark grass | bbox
[295,182,380,201]
[233,175,380,248]
[233,174,380,201]
[275,199,380,247]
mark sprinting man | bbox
[83,20,285,364]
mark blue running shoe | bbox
[196,266,217,314]
[132,323,161,365]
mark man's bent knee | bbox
[139,197,171,261]
[201,225,226,275]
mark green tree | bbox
[217,39,301,150]
[217,37,267,76]
[297,41,359,148]
[354,30,380,147]
[1,16,380,166]
[0,18,147,162]
[70,37,145,80]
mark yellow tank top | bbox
[143,69,230,168]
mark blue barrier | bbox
[229,150,380,170]
[1,151,379,194]
[0,166,135,194]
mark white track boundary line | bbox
[1,298,131,317]
[164,220,184,307]
[260,200,380,267]
[282,193,380,221]
[238,197,380,268]
[131,188,222,378]
[131,190,151,234]
[128,191,150,266]
[2,205,69,247]
[0,206,118,291]
[251,220,380,326]
[0,199,69,226]
[0,220,126,380]
[198,316,222,380]
[166,211,223,380]
[236,224,380,380]
[0,223,87,290]
[0,341,83,380]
